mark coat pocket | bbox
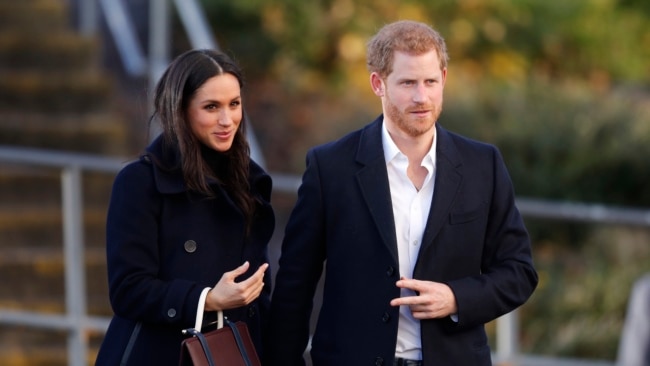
[449,205,485,225]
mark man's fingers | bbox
[390,295,419,307]
[395,278,423,292]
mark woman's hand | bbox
[205,261,269,311]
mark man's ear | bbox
[370,72,384,97]
[441,67,448,87]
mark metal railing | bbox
[2,145,648,365]
[0,147,122,366]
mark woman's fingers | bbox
[208,262,269,310]
[225,261,251,281]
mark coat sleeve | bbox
[105,162,204,327]
[266,149,327,366]
[446,147,538,328]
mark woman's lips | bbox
[214,131,232,139]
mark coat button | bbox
[386,266,395,277]
[248,306,256,318]
[184,240,197,253]
[167,308,177,318]
[375,357,384,365]
[381,312,391,323]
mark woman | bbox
[95,49,275,365]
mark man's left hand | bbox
[390,278,458,319]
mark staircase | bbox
[0,0,135,364]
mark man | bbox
[267,20,538,366]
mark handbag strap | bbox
[182,319,254,366]
[183,328,216,366]
[194,287,212,330]
[186,288,251,365]
[226,319,253,366]
[120,321,141,366]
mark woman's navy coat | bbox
[95,137,275,365]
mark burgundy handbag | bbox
[179,307,261,366]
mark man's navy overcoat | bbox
[268,116,538,366]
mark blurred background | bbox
[0,0,649,365]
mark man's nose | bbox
[412,84,427,103]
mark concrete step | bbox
[0,167,61,205]
[0,246,109,314]
[0,329,104,366]
[0,244,111,365]
[0,70,112,114]
[0,205,109,250]
[0,166,116,207]
[0,332,68,366]
[0,112,129,155]
[0,0,69,33]
[0,31,97,72]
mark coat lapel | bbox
[419,125,462,255]
[355,117,399,262]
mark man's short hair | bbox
[366,20,449,78]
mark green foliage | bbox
[519,224,650,359]
[201,0,650,88]
[199,0,278,79]
[443,78,650,207]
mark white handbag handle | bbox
[194,287,224,331]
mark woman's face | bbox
[186,73,242,152]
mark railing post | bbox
[77,0,98,36]
[148,0,171,141]
[496,310,519,365]
[172,0,219,49]
[61,166,88,366]
[97,0,147,76]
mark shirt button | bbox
[184,240,197,253]
[412,240,419,246]
[167,308,177,318]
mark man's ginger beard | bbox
[384,86,442,138]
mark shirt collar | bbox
[382,119,401,164]
[381,118,437,167]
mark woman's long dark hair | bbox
[151,49,256,233]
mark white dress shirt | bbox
[382,121,437,360]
